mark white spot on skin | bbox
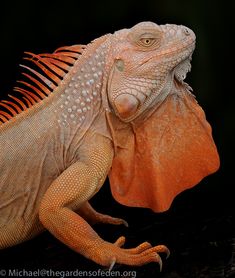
[77,109,82,113]
[81,102,85,107]
[65,101,69,105]
[93,73,98,79]
[75,99,80,104]
[93,91,97,96]
[68,108,72,113]
[83,107,87,112]
[75,83,79,88]
[82,90,87,96]
[70,114,75,118]
[86,98,91,103]
[72,105,77,110]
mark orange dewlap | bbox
[109,91,220,212]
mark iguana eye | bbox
[139,38,156,46]
[137,33,161,49]
[128,24,163,50]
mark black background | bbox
[0,1,234,277]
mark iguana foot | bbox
[94,213,128,227]
[78,202,128,227]
[89,236,170,269]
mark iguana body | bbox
[0,22,219,268]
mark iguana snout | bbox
[107,21,196,122]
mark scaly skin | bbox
[0,21,219,269]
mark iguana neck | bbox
[53,35,111,126]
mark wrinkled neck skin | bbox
[106,70,191,145]
[132,73,192,127]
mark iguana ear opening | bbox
[108,90,220,212]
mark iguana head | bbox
[107,21,195,121]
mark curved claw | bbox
[109,257,116,272]
[156,253,163,272]
[149,244,170,259]
[165,247,170,259]
[122,219,129,227]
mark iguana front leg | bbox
[78,202,128,227]
[39,134,168,267]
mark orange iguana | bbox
[0,22,219,269]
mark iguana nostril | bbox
[183,27,190,36]
[114,94,139,118]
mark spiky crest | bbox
[0,44,85,125]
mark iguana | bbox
[0,21,219,269]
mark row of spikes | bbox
[0,44,85,124]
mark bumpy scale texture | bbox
[0,21,219,269]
